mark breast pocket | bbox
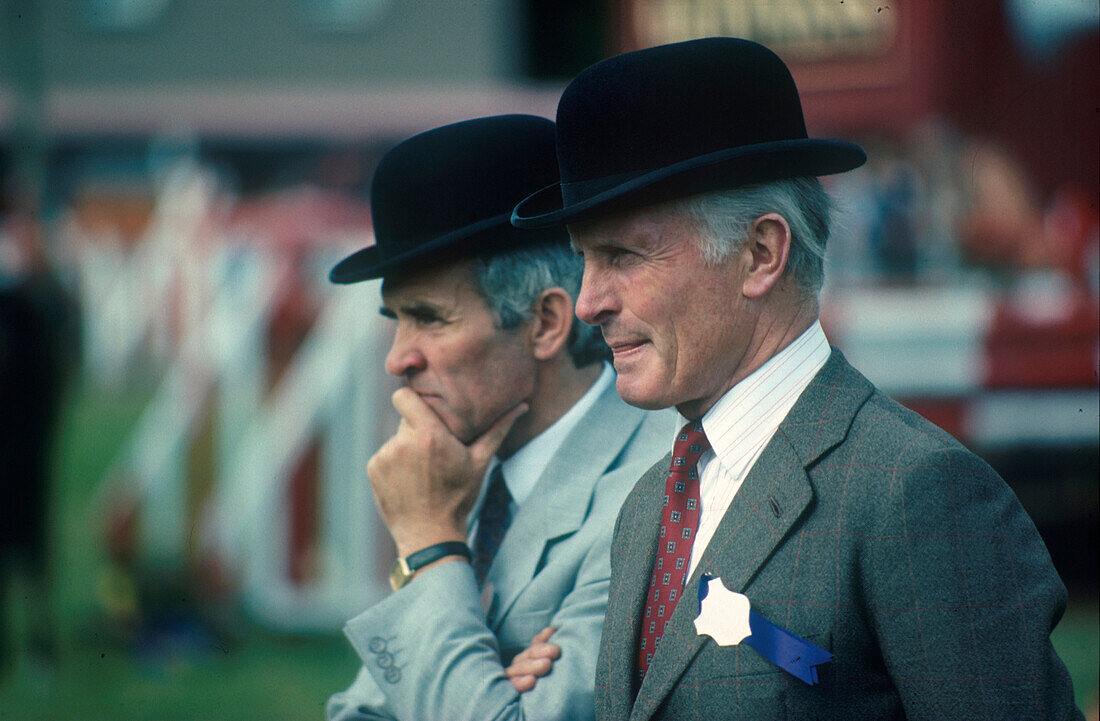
[689,631,831,701]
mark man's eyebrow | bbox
[381,302,444,318]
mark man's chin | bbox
[614,376,673,411]
[419,397,474,441]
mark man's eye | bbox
[606,247,633,264]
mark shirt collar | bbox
[698,321,831,468]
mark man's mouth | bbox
[607,339,648,356]
[408,385,442,400]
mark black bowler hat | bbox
[511,37,866,228]
[330,114,564,284]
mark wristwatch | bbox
[389,541,472,590]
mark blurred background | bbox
[0,1,1096,719]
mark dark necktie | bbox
[636,420,709,681]
[471,464,513,586]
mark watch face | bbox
[389,558,413,591]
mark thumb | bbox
[469,402,528,466]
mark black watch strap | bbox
[405,541,472,571]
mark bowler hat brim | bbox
[329,211,516,284]
[512,137,866,228]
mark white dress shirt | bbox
[467,361,616,540]
[687,321,831,576]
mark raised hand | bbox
[367,387,527,558]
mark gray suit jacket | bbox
[328,380,677,721]
[596,349,1080,721]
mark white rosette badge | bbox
[694,574,832,685]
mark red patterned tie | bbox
[636,420,709,680]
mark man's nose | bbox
[384,328,427,377]
[575,264,616,326]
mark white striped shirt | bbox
[687,321,831,576]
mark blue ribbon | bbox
[699,574,832,685]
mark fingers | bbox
[521,642,561,663]
[509,674,536,693]
[505,650,556,693]
[506,641,560,677]
[510,628,559,665]
[391,387,443,429]
[507,656,554,678]
[468,401,529,465]
[517,638,560,659]
[530,626,556,644]
[506,628,559,694]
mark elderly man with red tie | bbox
[513,37,1081,721]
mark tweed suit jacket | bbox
[328,380,678,721]
[596,349,1080,721]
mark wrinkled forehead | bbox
[380,258,482,306]
[567,201,700,251]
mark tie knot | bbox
[670,420,709,472]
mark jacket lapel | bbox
[601,457,669,721]
[487,381,650,626]
[630,349,873,720]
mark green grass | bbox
[50,377,152,637]
[0,629,357,721]
[1052,600,1100,713]
[0,377,357,720]
[1,377,1096,719]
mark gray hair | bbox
[673,177,833,296]
[472,242,610,368]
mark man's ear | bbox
[742,213,792,299]
[528,287,574,361]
